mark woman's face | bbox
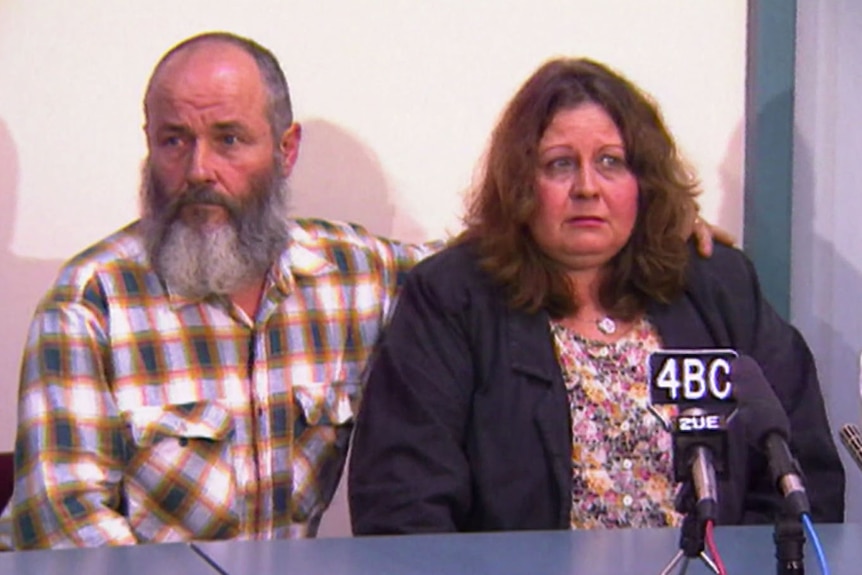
[528,102,639,272]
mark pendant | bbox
[596,316,617,335]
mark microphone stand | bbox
[773,512,805,574]
[658,483,720,575]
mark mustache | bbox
[166,185,242,222]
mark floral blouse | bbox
[550,318,681,529]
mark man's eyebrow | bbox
[156,123,190,134]
[212,121,248,132]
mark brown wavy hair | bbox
[458,58,700,319]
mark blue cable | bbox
[801,513,830,575]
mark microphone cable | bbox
[801,513,830,575]
[703,519,728,575]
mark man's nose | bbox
[186,141,216,185]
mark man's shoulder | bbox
[280,218,394,279]
[289,218,378,248]
[52,222,148,293]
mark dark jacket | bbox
[348,242,845,534]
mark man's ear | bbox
[279,123,302,176]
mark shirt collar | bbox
[271,223,340,295]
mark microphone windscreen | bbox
[731,355,790,445]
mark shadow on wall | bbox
[289,118,427,242]
[0,119,64,450]
[792,126,862,523]
[717,118,745,243]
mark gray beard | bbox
[140,161,291,300]
[155,221,268,300]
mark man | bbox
[4,32,430,548]
[3,32,721,549]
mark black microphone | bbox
[648,350,736,574]
[839,423,862,474]
[731,356,810,517]
[647,350,736,523]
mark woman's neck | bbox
[566,267,606,316]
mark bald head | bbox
[145,32,293,139]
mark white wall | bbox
[0,1,747,535]
[793,0,862,522]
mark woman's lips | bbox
[566,216,605,226]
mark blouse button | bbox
[623,495,633,506]
[623,459,633,470]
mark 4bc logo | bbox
[648,349,738,405]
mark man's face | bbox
[144,42,293,227]
[140,42,299,298]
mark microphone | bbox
[648,350,736,575]
[731,356,810,517]
[674,408,724,522]
[839,423,862,473]
[647,350,736,522]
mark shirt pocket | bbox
[123,401,239,542]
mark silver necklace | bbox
[596,316,617,335]
[568,315,618,335]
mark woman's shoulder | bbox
[686,242,758,291]
[411,240,485,281]
[405,241,500,307]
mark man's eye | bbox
[221,134,238,145]
[161,135,182,147]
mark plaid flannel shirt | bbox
[5,218,433,548]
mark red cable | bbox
[704,519,728,575]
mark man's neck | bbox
[229,276,268,321]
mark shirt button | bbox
[621,422,630,432]
[623,495,633,506]
[623,459,633,470]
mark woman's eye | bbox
[599,154,627,170]
[543,157,576,177]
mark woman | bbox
[348,58,844,534]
